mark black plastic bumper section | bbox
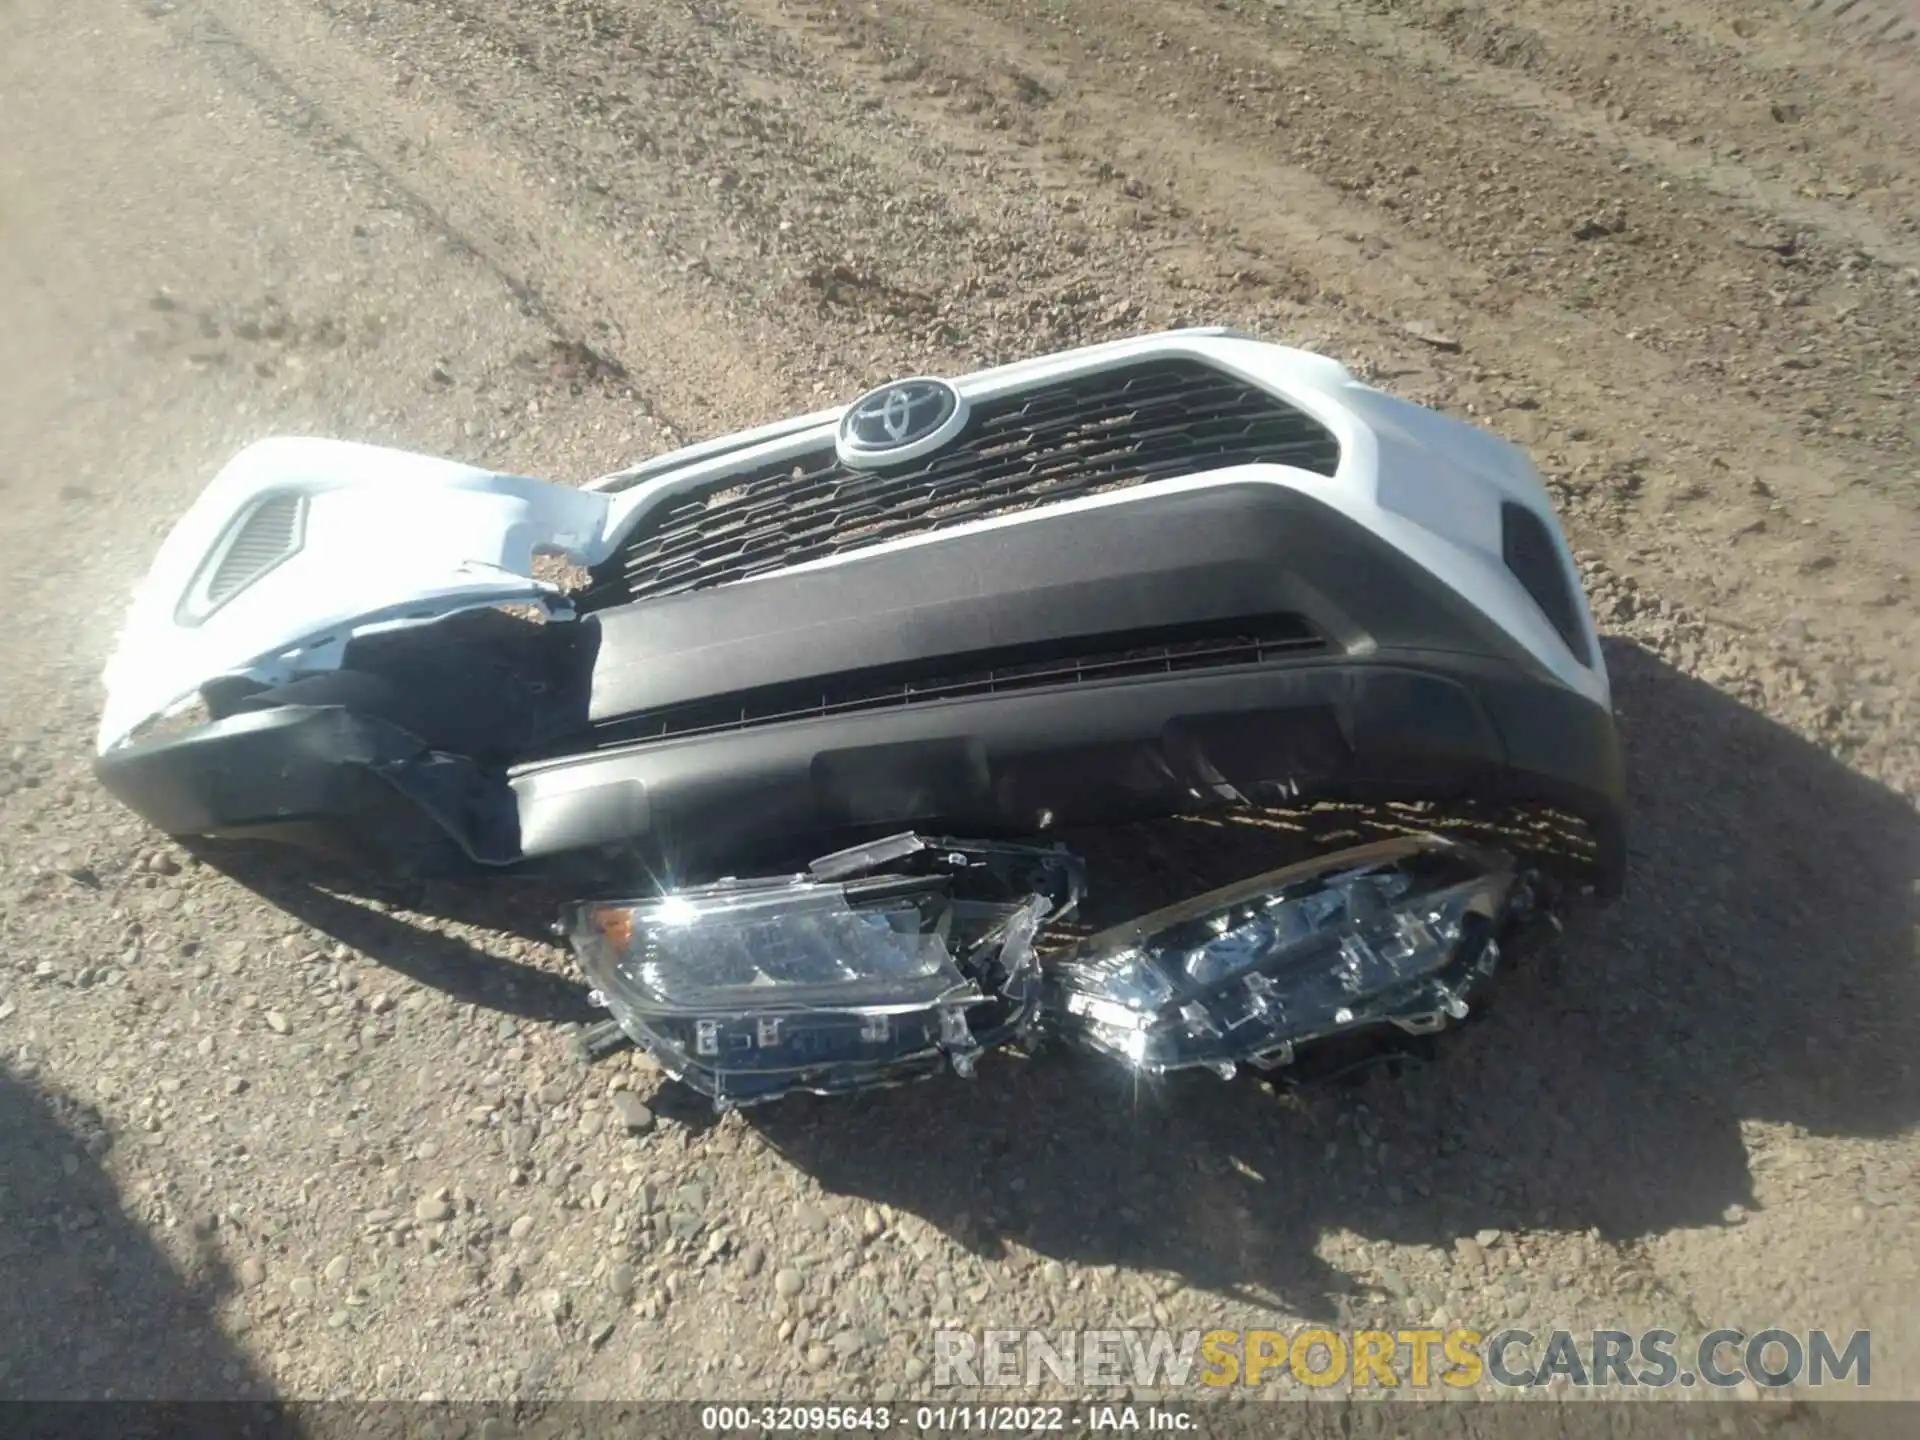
[96,706,521,870]
[512,653,1624,891]
[95,483,1627,891]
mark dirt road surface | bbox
[2,0,1917,1421]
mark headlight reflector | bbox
[1046,837,1517,1078]
[560,836,1081,1107]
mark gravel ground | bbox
[1,0,1916,1421]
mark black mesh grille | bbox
[584,614,1324,750]
[580,359,1341,610]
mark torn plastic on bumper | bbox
[558,830,1541,1108]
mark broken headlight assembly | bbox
[559,829,1553,1108]
[1045,836,1527,1079]
[560,836,1084,1107]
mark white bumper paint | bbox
[96,436,614,751]
[97,330,1608,755]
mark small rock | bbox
[903,1356,928,1384]
[264,1012,290,1035]
[1401,319,1462,353]
[323,1255,349,1285]
[509,1215,536,1242]
[239,1258,268,1288]
[861,1207,886,1241]
[1453,1237,1486,1271]
[832,1329,867,1360]
[289,1277,317,1304]
[415,1197,454,1223]
[804,1342,834,1372]
[608,1263,636,1300]
[611,1092,654,1134]
[775,1267,805,1299]
[589,1320,615,1349]
[1475,1228,1504,1248]
[738,1243,766,1279]
[796,1203,829,1233]
[1042,1260,1067,1287]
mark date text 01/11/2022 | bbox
[698,1405,1196,1431]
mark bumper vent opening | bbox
[178,493,307,624]
[581,359,1342,610]
[1500,500,1593,668]
[584,613,1326,749]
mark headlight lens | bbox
[1046,836,1517,1078]
[560,835,1081,1108]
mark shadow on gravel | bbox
[749,638,1920,1319]
[0,1066,277,1401]
[187,842,599,1027]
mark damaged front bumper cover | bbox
[558,831,1542,1108]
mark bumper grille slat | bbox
[581,359,1340,609]
[584,614,1325,750]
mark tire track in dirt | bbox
[1264,0,1920,263]
[215,0,1917,790]
[155,0,824,451]
[345,0,1282,383]
[159,0,1920,785]
[731,0,1918,783]
[1797,0,1920,47]
[139,0,1920,774]
[964,0,1919,474]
